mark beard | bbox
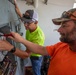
[60,35,72,43]
[59,31,76,44]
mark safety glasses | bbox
[24,21,34,25]
[62,11,76,20]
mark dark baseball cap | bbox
[21,10,38,23]
[52,8,76,25]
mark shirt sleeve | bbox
[46,42,63,56]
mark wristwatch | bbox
[9,46,16,53]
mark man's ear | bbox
[34,21,38,24]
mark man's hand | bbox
[0,40,13,51]
[26,49,32,56]
[8,32,25,43]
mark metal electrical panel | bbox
[0,0,19,27]
[0,0,23,75]
[0,0,9,25]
